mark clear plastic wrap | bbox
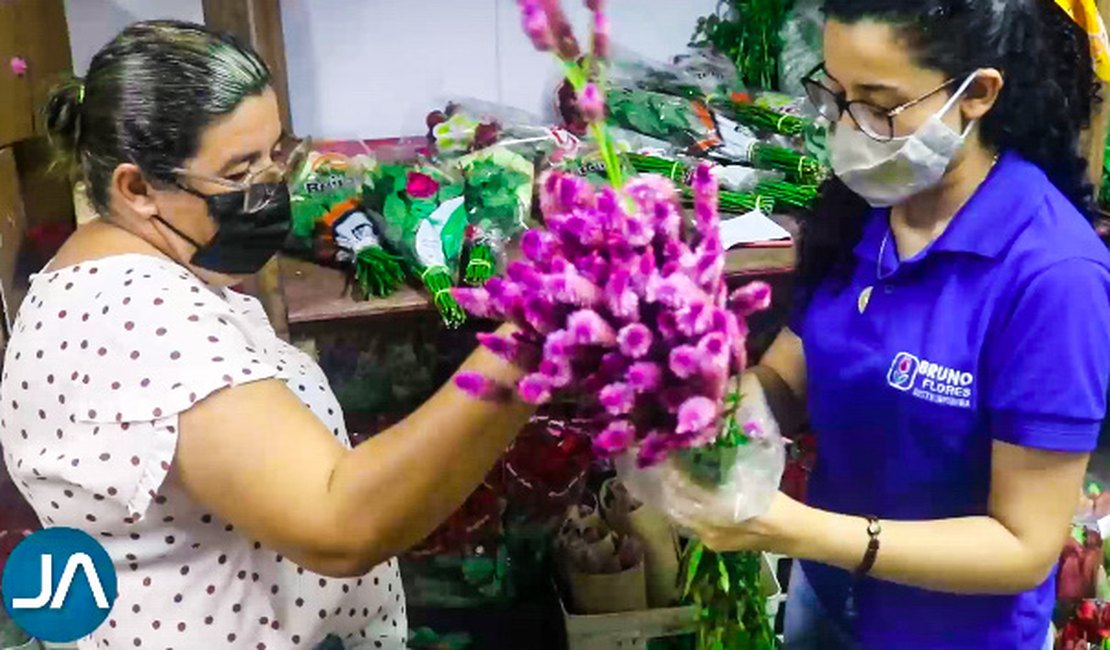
[608,45,741,100]
[426,98,580,163]
[615,399,785,530]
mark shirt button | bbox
[884,285,894,294]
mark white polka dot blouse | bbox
[0,254,406,649]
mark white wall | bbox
[64,0,715,139]
[64,0,205,75]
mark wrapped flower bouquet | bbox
[452,1,785,647]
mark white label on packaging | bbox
[415,196,464,269]
[1098,513,1110,539]
[718,210,792,250]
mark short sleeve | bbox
[64,259,280,516]
[985,259,1110,452]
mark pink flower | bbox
[636,432,671,468]
[543,329,573,360]
[561,210,604,247]
[520,229,561,267]
[540,357,574,388]
[452,288,502,321]
[676,396,718,435]
[518,373,553,404]
[576,252,610,286]
[617,323,652,359]
[523,296,560,334]
[594,420,635,456]
[539,0,581,60]
[486,278,525,321]
[477,332,539,370]
[545,267,603,306]
[697,332,729,365]
[599,382,635,415]
[743,420,765,439]
[568,309,617,346]
[455,372,511,401]
[9,57,27,77]
[676,302,714,337]
[507,261,544,291]
[405,171,439,199]
[621,211,654,248]
[691,163,719,234]
[694,235,725,290]
[605,270,639,320]
[655,309,680,342]
[626,362,663,393]
[669,345,700,379]
[592,11,610,60]
[519,0,555,51]
[595,188,626,232]
[578,83,605,123]
[730,281,773,316]
[646,273,710,309]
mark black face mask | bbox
[156,182,292,275]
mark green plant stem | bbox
[421,266,466,329]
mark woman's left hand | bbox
[686,490,809,555]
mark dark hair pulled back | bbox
[45,20,272,215]
[796,0,1099,303]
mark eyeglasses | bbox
[173,135,312,212]
[801,64,958,142]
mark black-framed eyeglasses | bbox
[801,64,959,142]
[173,135,311,212]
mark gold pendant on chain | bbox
[858,286,873,314]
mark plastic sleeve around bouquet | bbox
[428,98,581,163]
[615,398,785,531]
[625,153,777,214]
[607,45,741,101]
[365,164,468,327]
[606,86,722,153]
[289,152,405,297]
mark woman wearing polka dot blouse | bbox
[0,21,534,650]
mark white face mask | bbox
[830,73,978,207]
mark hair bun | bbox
[44,78,84,157]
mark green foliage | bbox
[691,0,793,91]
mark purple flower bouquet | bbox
[452,0,785,531]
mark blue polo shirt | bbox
[793,152,1110,649]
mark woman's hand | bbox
[686,491,809,555]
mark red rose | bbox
[406,171,439,199]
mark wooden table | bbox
[282,241,796,327]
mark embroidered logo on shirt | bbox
[886,352,974,409]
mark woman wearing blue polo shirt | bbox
[687,1,1110,648]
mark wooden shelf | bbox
[282,239,797,327]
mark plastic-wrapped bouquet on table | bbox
[289,151,405,298]
[364,164,469,327]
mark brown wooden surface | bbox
[19,0,72,137]
[0,1,34,147]
[202,0,292,130]
[282,243,796,327]
[0,148,29,333]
